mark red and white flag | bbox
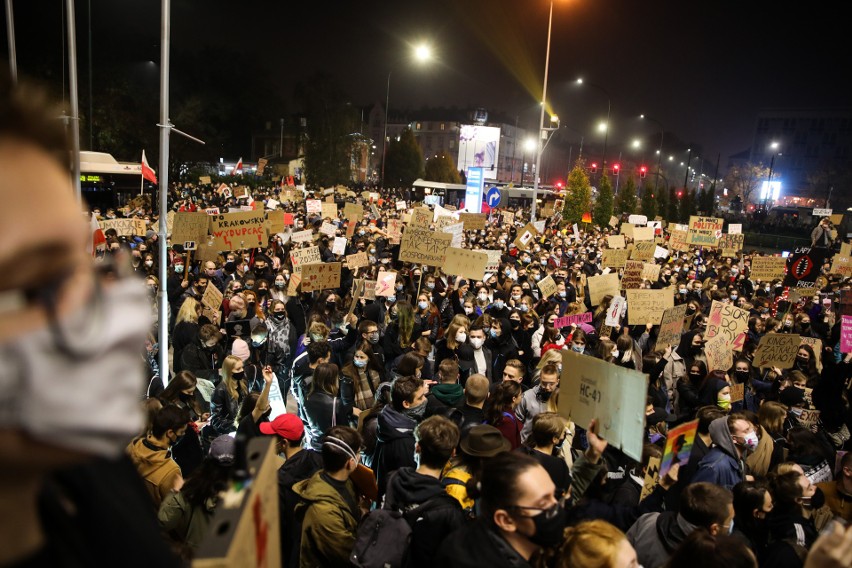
[232,157,243,175]
[89,213,106,258]
[141,150,158,184]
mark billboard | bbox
[457,125,500,180]
[465,167,484,213]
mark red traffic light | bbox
[612,163,620,175]
[677,190,683,198]
[639,166,647,178]
[590,162,598,173]
[555,181,564,189]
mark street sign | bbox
[465,167,484,214]
[486,186,501,208]
[813,208,832,216]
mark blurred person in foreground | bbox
[0,70,178,565]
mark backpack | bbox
[349,493,456,568]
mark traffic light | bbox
[612,163,620,176]
[590,162,598,173]
[555,181,564,190]
[677,190,683,198]
[639,165,647,178]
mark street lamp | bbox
[523,138,537,185]
[381,43,432,188]
[640,114,665,198]
[577,78,611,175]
[531,0,556,222]
[762,141,781,211]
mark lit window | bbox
[440,123,445,131]
[416,122,422,130]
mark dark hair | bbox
[395,352,424,377]
[321,426,362,472]
[199,323,220,342]
[309,363,340,398]
[786,427,833,464]
[696,406,726,435]
[733,480,771,536]
[180,456,233,509]
[159,371,202,417]
[484,381,522,426]
[415,416,460,469]
[768,471,804,515]
[688,360,709,381]
[664,530,757,568]
[151,404,192,438]
[468,451,539,518]
[391,375,424,412]
[0,69,69,164]
[306,340,331,364]
[679,482,733,529]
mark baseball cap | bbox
[259,413,304,440]
[209,434,236,465]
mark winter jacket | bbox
[425,384,465,417]
[126,437,183,510]
[179,341,223,382]
[516,386,550,444]
[302,378,355,451]
[661,351,687,414]
[691,416,745,490]
[627,511,699,568]
[385,467,466,568]
[435,519,532,568]
[208,382,246,436]
[157,491,214,550]
[279,449,324,568]
[293,471,361,568]
[373,405,417,498]
[491,411,522,450]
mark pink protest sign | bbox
[842,315,852,353]
[553,312,593,329]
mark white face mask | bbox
[455,332,467,343]
[469,337,484,350]
[0,277,151,457]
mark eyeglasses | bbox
[507,501,560,518]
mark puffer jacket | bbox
[302,377,355,451]
[691,416,745,490]
[293,471,360,568]
[373,405,417,498]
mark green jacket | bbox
[158,491,215,550]
[293,471,360,568]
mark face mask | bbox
[717,394,731,410]
[387,296,396,304]
[418,300,429,310]
[612,350,620,359]
[369,248,376,255]
[358,230,366,236]
[310,334,324,342]
[730,295,738,301]
[247,302,256,314]
[224,261,236,272]
[205,339,219,348]
[478,293,488,302]
[144,260,154,268]
[803,487,826,509]
[526,503,567,547]
[494,301,504,310]
[367,332,380,344]
[741,431,759,451]
[395,284,404,291]
[536,389,553,403]
[353,359,367,368]
[489,328,499,339]
[734,370,749,381]
[426,283,435,290]
[455,332,467,343]
[510,320,520,330]
[686,307,697,316]
[404,400,428,421]
[0,277,151,457]
[275,282,285,289]
[174,264,184,274]
[273,312,287,321]
[571,344,584,353]
[679,289,687,295]
[464,307,474,315]
[519,304,529,312]
[512,294,521,301]
[232,371,245,381]
[470,337,484,350]
[326,301,337,310]
[558,291,566,299]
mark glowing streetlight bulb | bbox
[414,44,432,62]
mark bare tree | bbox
[724,162,768,206]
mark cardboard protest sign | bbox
[352,278,377,301]
[151,211,175,235]
[657,304,688,349]
[319,222,337,237]
[730,383,745,403]
[784,247,831,289]
[729,223,742,234]
[750,256,787,281]
[830,255,852,277]
[441,222,465,247]
[459,213,487,231]
[343,202,364,220]
[209,210,266,251]
[621,260,645,290]
[642,263,661,283]
[537,275,558,299]
[632,226,655,241]
[704,333,733,372]
[374,271,396,297]
[396,200,407,211]
[660,420,698,479]
[606,296,626,328]
[630,241,656,261]
[265,211,287,234]
[718,233,745,257]
[607,235,626,249]
[640,457,661,502]
[199,175,211,185]
[484,250,502,273]
[669,229,689,252]
[301,262,341,292]
[399,227,452,266]
[628,214,648,225]
[621,223,634,238]
[321,202,337,220]
[290,246,321,268]
[194,236,219,263]
[553,312,593,329]
[444,248,488,281]
[344,251,369,270]
[290,229,313,244]
[602,249,629,269]
[306,199,322,214]
[332,236,347,256]
[408,207,433,228]
[653,246,669,260]
[286,271,302,296]
[233,186,249,199]
[558,350,649,462]
[626,289,674,325]
[513,223,539,250]
[204,207,220,216]
[100,218,147,237]
[609,215,619,228]
[201,282,224,312]
[798,408,821,430]
[686,216,724,246]
[588,273,620,306]
[386,219,403,244]
[842,315,852,353]
[171,212,209,244]
[502,211,515,226]
[752,333,802,369]
[706,300,750,350]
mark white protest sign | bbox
[332,236,347,256]
[606,295,626,327]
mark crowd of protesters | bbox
[3,70,852,568]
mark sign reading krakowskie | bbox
[209,210,266,251]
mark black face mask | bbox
[273,312,287,321]
[257,289,268,298]
[525,503,567,547]
[510,320,520,330]
[686,307,697,316]
[224,261,236,272]
[232,371,245,381]
[247,302,256,314]
[326,301,337,310]
[536,389,553,403]
[734,370,750,382]
[795,356,809,369]
[179,392,194,402]
[802,487,826,509]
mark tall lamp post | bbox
[531,0,555,222]
[380,43,432,188]
[576,78,611,175]
[640,114,665,198]
[762,141,780,211]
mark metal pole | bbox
[279,118,284,157]
[5,0,17,84]
[380,71,391,188]
[602,98,610,173]
[87,0,93,150]
[531,0,553,222]
[157,0,171,387]
[66,0,81,204]
[682,148,692,190]
[763,153,776,211]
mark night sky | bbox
[5,0,848,162]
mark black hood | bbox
[376,405,416,443]
[386,466,444,509]
[655,512,697,554]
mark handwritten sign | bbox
[201,282,224,312]
[669,229,689,252]
[209,210,266,251]
[399,227,452,266]
[290,246,321,268]
[459,213,487,231]
[444,248,488,281]
[265,211,287,234]
[290,229,314,244]
[729,223,742,234]
[799,408,821,430]
[306,199,322,214]
[513,223,539,250]
[842,315,852,353]
[626,289,674,325]
[301,262,341,292]
[408,207,433,228]
[321,202,337,220]
[686,216,724,246]
[830,255,852,277]
[602,249,629,269]
[352,278,377,301]
[483,250,502,273]
[642,263,661,283]
[705,333,733,372]
[588,273,621,306]
[558,350,648,462]
[718,233,745,257]
[630,241,656,261]
[395,200,407,211]
[171,212,209,244]
[605,296,626,328]
[442,222,465,247]
[607,234,626,249]
[319,222,337,237]
[100,218,147,237]
[386,219,403,244]
[730,382,745,402]
[537,275,558,299]
[374,271,397,297]
[344,251,369,270]
[750,256,787,281]
[706,300,750,351]
[657,304,688,349]
[343,202,364,220]
[332,236,347,256]
[632,226,654,241]
[753,333,802,369]
[503,211,515,226]
[553,312,593,329]
[621,260,645,290]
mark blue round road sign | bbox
[486,186,501,208]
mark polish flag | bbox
[232,157,243,175]
[89,213,106,258]
[141,150,158,184]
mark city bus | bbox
[80,151,156,211]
